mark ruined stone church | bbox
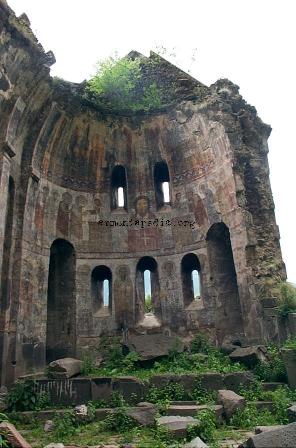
[0,0,286,385]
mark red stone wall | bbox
[0,1,286,383]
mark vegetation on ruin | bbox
[80,333,246,379]
[271,281,296,316]
[253,344,287,382]
[86,54,164,112]
[0,413,9,448]
[6,379,50,412]
[283,337,296,350]
[8,381,296,448]
[146,381,217,413]
[4,333,296,447]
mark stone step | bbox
[170,401,198,405]
[262,382,287,391]
[156,415,199,438]
[166,403,223,422]
[248,401,274,412]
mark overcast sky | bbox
[7,0,296,283]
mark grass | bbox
[17,420,186,448]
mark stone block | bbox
[44,420,54,432]
[156,415,199,438]
[261,298,277,308]
[125,334,184,361]
[126,404,157,426]
[281,348,296,389]
[178,374,199,392]
[167,403,223,423]
[288,313,296,337]
[229,346,267,367]
[48,358,83,379]
[223,371,255,392]
[36,378,92,406]
[198,373,224,391]
[91,377,113,401]
[112,376,147,402]
[250,401,274,412]
[0,422,31,448]
[239,422,296,447]
[261,382,286,391]
[255,425,284,434]
[218,389,245,419]
[183,437,209,447]
[288,404,296,422]
[149,374,177,388]
[95,408,111,420]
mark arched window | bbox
[181,253,201,307]
[111,165,127,210]
[154,161,171,208]
[46,239,76,363]
[136,256,161,321]
[91,265,112,312]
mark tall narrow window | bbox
[103,279,109,306]
[154,161,171,208]
[162,182,170,203]
[192,270,200,298]
[111,165,127,210]
[144,269,152,312]
[136,257,161,321]
[181,253,201,307]
[118,187,124,207]
[91,265,112,313]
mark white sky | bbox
[7,0,296,283]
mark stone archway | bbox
[206,222,244,343]
[46,239,76,363]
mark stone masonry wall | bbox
[0,0,286,385]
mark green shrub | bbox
[7,380,50,412]
[274,282,296,316]
[190,381,217,404]
[81,354,97,376]
[122,351,140,371]
[102,407,136,432]
[152,425,180,448]
[98,336,124,371]
[109,391,126,408]
[0,414,10,448]
[168,338,184,360]
[187,408,217,442]
[87,55,162,112]
[53,410,78,438]
[7,380,37,412]
[233,385,296,427]
[190,332,214,354]
[230,404,277,429]
[284,337,296,350]
[146,383,187,410]
[253,345,287,382]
